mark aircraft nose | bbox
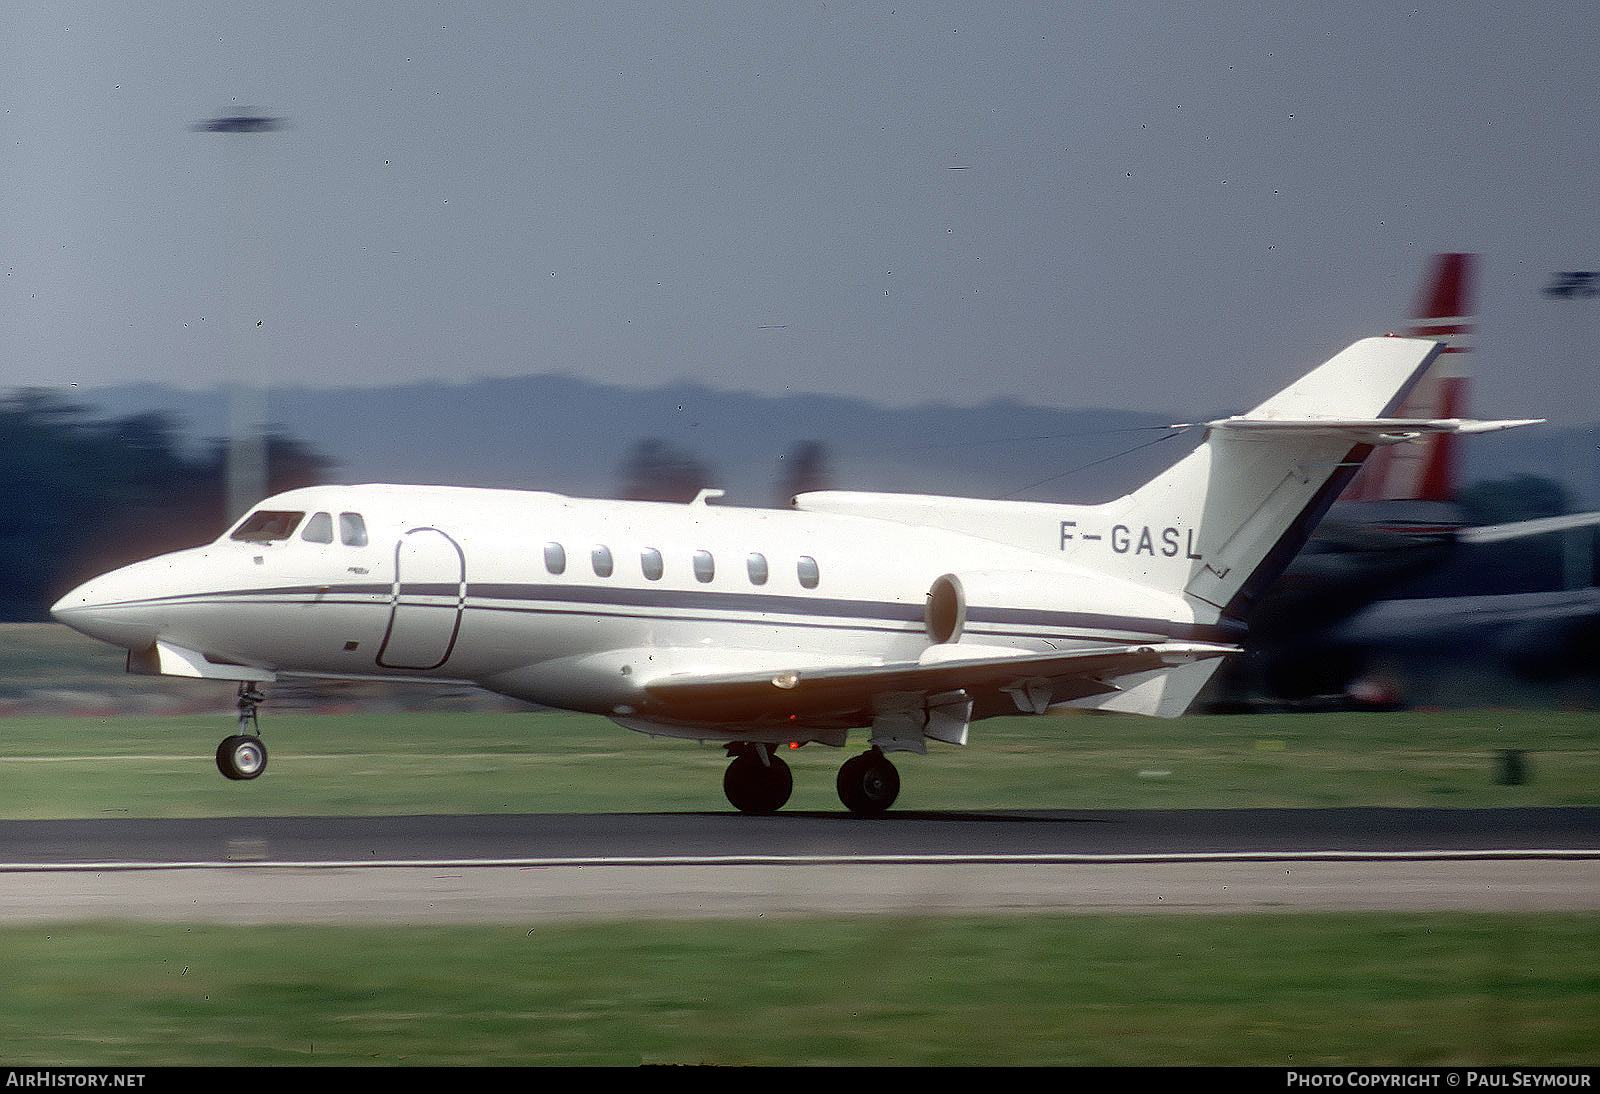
[51,568,162,651]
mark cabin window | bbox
[591,545,614,578]
[693,550,715,583]
[747,552,769,586]
[798,556,820,589]
[339,512,368,547]
[231,510,304,543]
[641,548,664,581]
[301,512,334,543]
[544,542,567,575]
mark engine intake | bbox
[925,574,966,644]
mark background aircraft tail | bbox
[1342,253,1476,503]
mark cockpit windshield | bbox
[230,510,305,543]
[339,512,369,547]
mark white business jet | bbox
[51,337,1538,814]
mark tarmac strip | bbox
[2,858,1597,923]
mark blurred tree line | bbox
[1,391,327,621]
[1457,474,1572,526]
[1447,473,1595,594]
[618,438,832,506]
[2,395,832,622]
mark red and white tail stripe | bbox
[1342,253,1476,503]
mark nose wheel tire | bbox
[837,749,900,816]
[217,734,268,781]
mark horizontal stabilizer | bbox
[1208,416,1542,442]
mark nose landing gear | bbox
[216,683,268,781]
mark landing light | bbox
[772,671,800,689]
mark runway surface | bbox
[1,807,1597,923]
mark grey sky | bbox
[7,2,1600,425]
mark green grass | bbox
[1,915,1595,1065]
[0,706,1594,818]
[2,626,1596,1066]
[2,620,1595,817]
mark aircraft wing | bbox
[1456,510,1600,545]
[638,641,1236,728]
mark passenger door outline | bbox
[376,527,466,671]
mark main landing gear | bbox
[722,743,793,815]
[721,743,901,817]
[216,683,268,781]
[836,748,900,817]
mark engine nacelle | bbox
[924,569,1195,646]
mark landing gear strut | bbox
[722,743,792,815]
[216,683,268,781]
[837,748,900,816]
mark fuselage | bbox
[52,482,1208,741]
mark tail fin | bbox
[1343,253,1476,502]
[1097,336,1533,623]
[1092,337,1435,616]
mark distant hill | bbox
[75,375,1191,506]
[73,372,1588,509]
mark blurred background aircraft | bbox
[1206,254,1600,710]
